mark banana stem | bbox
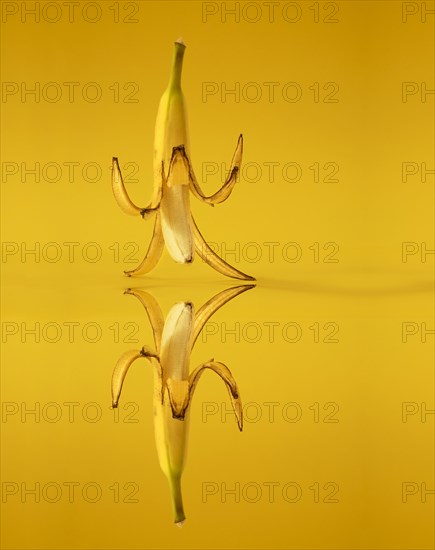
[168,39,186,90]
[169,474,185,526]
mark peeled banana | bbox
[112,39,254,281]
[111,284,254,525]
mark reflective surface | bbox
[1,1,434,548]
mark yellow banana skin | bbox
[156,40,193,263]
[111,285,254,525]
[111,39,255,280]
[154,302,193,526]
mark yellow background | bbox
[1,1,434,548]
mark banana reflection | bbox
[111,284,255,526]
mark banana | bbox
[111,39,255,280]
[156,39,193,263]
[111,284,254,525]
